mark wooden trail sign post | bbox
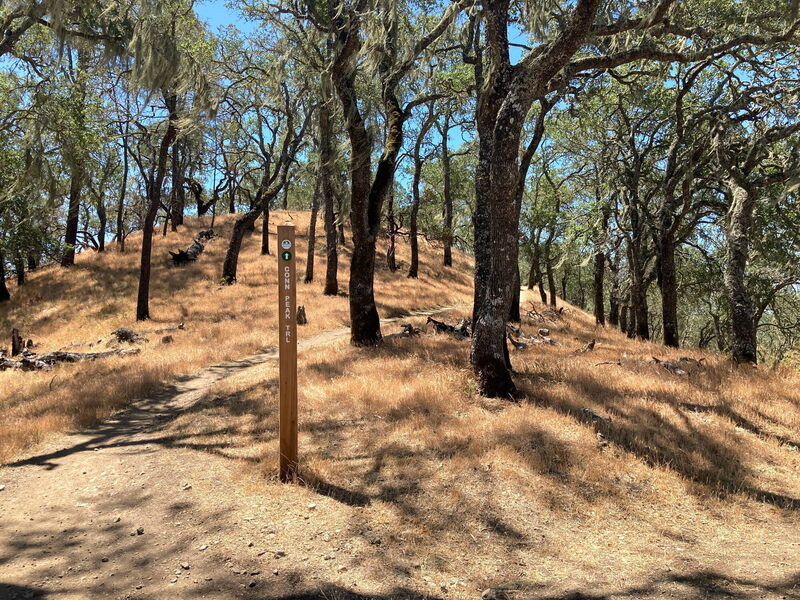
[278,224,298,482]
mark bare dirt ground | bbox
[0,313,449,600]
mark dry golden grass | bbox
[155,294,800,597]
[0,211,473,463]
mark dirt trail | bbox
[0,309,452,600]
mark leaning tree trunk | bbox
[333,28,404,346]
[304,167,322,284]
[61,165,84,267]
[222,208,263,285]
[724,179,758,363]
[136,95,178,321]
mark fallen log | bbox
[575,339,596,353]
[170,229,215,265]
[508,332,527,351]
[385,323,422,340]
[0,348,141,371]
[652,357,688,376]
[427,316,471,339]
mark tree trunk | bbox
[27,254,37,271]
[261,203,270,255]
[14,255,24,286]
[608,257,620,326]
[724,179,758,363]
[593,248,605,325]
[136,94,178,321]
[658,235,679,347]
[61,165,84,267]
[318,96,338,295]
[222,208,262,285]
[620,304,629,334]
[96,195,107,253]
[332,22,402,346]
[545,244,557,307]
[386,186,398,272]
[0,253,9,302]
[304,166,321,284]
[117,133,129,252]
[441,110,454,267]
[170,139,184,231]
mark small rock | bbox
[250,570,261,576]
[0,485,5,491]
[170,578,178,584]
[101,557,109,563]
[136,527,145,535]
[249,580,258,588]
[162,335,174,344]
[247,541,253,547]
[198,545,208,551]
[307,503,316,510]
[113,516,121,523]
[180,562,190,570]
[272,569,279,576]
[182,483,192,490]
[337,565,347,572]
[274,550,286,558]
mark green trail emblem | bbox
[282,251,292,261]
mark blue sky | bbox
[194,1,252,31]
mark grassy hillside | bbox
[138,291,800,598]
[0,211,473,462]
[1,211,799,597]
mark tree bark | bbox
[96,193,107,253]
[304,166,321,284]
[332,16,391,346]
[117,131,129,252]
[170,139,184,231]
[386,186,398,272]
[222,208,262,284]
[441,110,454,267]
[724,179,758,363]
[408,107,436,279]
[13,254,24,286]
[261,202,270,255]
[0,253,9,302]
[318,92,338,295]
[61,165,84,267]
[593,248,605,325]
[136,94,178,321]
